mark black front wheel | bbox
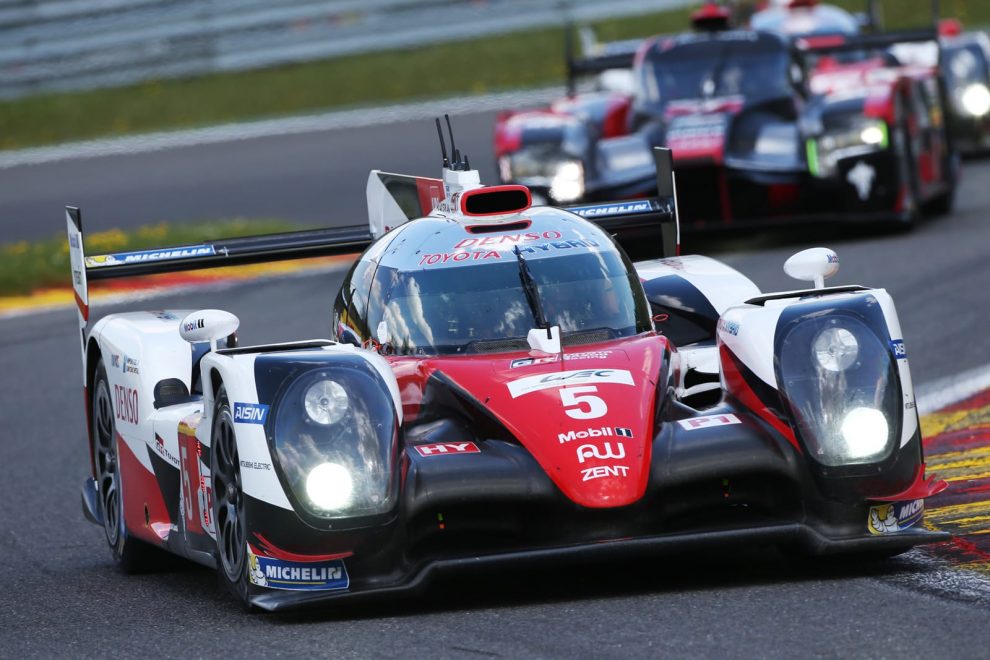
[211,385,253,608]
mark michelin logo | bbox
[86,245,215,268]
[568,201,653,218]
[867,499,924,535]
[247,550,349,592]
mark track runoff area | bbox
[919,373,990,575]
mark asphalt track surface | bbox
[3,113,990,656]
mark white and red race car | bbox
[67,132,946,610]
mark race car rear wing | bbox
[65,210,373,377]
[565,24,640,96]
[796,27,940,56]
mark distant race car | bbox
[494,6,957,229]
[751,0,990,154]
[68,131,946,611]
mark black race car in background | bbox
[751,0,990,154]
[495,8,957,229]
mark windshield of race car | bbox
[638,35,793,106]
[366,248,652,355]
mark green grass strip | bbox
[0,219,298,297]
[0,8,697,150]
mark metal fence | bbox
[0,0,692,99]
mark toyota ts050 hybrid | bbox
[67,132,946,610]
[494,4,957,229]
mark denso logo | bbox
[454,230,562,249]
[233,402,269,424]
[114,385,139,425]
[581,465,629,481]
[507,368,635,398]
[576,442,626,463]
[558,426,632,444]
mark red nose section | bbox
[433,336,666,508]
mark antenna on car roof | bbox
[444,114,471,171]
[435,117,450,168]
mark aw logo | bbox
[233,402,269,425]
[576,442,625,464]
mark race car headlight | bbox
[813,327,859,372]
[839,407,890,462]
[549,160,585,203]
[778,312,901,467]
[305,462,353,511]
[303,379,349,425]
[270,362,398,519]
[809,119,887,177]
[960,83,990,117]
[504,151,585,202]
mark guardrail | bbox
[0,0,693,99]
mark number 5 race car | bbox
[67,130,946,611]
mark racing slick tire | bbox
[211,385,254,610]
[92,360,158,573]
[891,114,921,230]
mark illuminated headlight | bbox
[271,362,398,519]
[839,407,890,462]
[305,462,353,511]
[549,160,585,203]
[778,311,900,467]
[810,119,887,177]
[303,379,348,425]
[960,84,990,117]
[813,327,859,372]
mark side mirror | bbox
[784,248,839,289]
[180,309,240,351]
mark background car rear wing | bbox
[796,27,940,56]
[564,24,640,96]
[367,148,680,260]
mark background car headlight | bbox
[778,311,901,467]
[809,118,887,177]
[960,83,990,117]
[267,358,398,519]
[503,149,585,202]
[549,160,585,203]
[303,379,349,425]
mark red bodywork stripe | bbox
[251,534,353,562]
[117,432,171,546]
[870,463,948,501]
[74,289,89,322]
[720,345,800,451]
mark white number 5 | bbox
[560,386,607,419]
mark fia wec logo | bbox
[507,368,635,398]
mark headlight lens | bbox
[813,327,859,372]
[305,462,353,511]
[271,363,398,519]
[839,407,890,462]
[303,379,349,425]
[960,84,990,117]
[809,119,887,177]
[778,312,900,466]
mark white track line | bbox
[0,87,561,169]
[916,363,990,415]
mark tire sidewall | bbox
[211,387,251,606]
